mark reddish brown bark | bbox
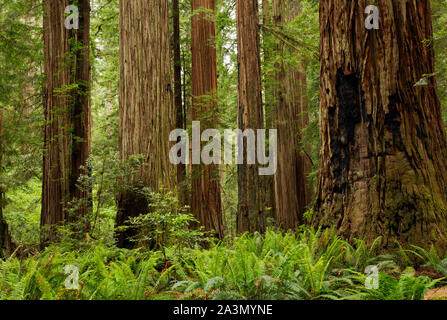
[41,0,71,242]
[173,0,186,206]
[236,0,265,233]
[262,0,276,222]
[191,0,223,238]
[314,0,447,253]
[272,0,312,230]
[116,0,175,248]
[69,0,91,224]
[41,0,91,243]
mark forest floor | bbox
[1,228,447,300]
[425,287,447,300]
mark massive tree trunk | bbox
[116,0,175,248]
[236,0,265,233]
[41,0,72,243]
[173,0,186,206]
[314,0,447,253]
[272,0,312,230]
[42,0,91,243]
[69,0,91,224]
[191,0,223,238]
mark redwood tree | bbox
[236,0,265,233]
[173,0,186,205]
[41,0,72,242]
[272,0,312,230]
[191,0,223,238]
[41,0,91,243]
[69,0,92,223]
[314,0,447,252]
[116,0,175,248]
[262,0,276,221]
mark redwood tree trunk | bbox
[236,0,265,233]
[69,0,91,224]
[41,0,71,243]
[173,0,186,205]
[262,0,276,222]
[191,0,223,238]
[314,0,447,253]
[273,0,312,230]
[116,0,175,248]
[41,0,91,243]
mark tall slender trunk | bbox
[41,0,92,243]
[69,0,91,224]
[262,0,276,223]
[236,0,265,233]
[41,0,71,243]
[116,0,175,248]
[272,0,312,230]
[191,0,223,238]
[314,0,447,253]
[0,200,9,259]
[173,0,186,205]
[0,111,11,258]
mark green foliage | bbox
[2,0,447,302]
[168,228,442,300]
[343,237,395,271]
[3,178,41,244]
[1,226,445,300]
[405,244,447,277]
[347,268,443,300]
[0,243,172,300]
[123,189,206,258]
[0,0,44,226]
[433,0,447,121]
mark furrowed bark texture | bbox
[41,0,71,242]
[42,0,91,243]
[262,0,276,222]
[314,0,447,252]
[191,0,223,238]
[173,0,186,206]
[117,0,175,248]
[236,0,265,233]
[273,0,312,230]
[69,0,91,223]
